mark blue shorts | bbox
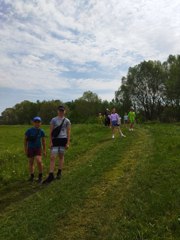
[112,120,119,126]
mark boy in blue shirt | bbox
[24,116,46,183]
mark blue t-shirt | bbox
[25,127,45,148]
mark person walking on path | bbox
[128,108,136,131]
[98,112,104,125]
[109,107,126,139]
[123,112,129,128]
[43,105,71,183]
[104,108,110,127]
[24,116,46,183]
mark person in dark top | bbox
[24,116,46,183]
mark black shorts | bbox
[52,138,67,147]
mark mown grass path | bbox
[51,128,151,240]
[0,124,180,240]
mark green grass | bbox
[0,123,180,240]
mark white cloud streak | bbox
[0,0,180,108]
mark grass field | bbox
[0,123,180,240]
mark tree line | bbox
[115,54,180,122]
[0,92,115,124]
[0,54,179,124]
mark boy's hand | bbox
[65,144,69,149]
[43,151,47,157]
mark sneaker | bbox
[112,135,115,139]
[121,134,126,137]
[28,175,34,182]
[42,174,54,184]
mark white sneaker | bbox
[112,135,115,139]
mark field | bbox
[0,123,180,240]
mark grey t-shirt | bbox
[50,117,71,138]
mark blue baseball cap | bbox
[33,116,42,122]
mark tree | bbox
[115,76,132,114]
[79,91,101,103]
[163,55,180,105]
[116,61,165,120]
[38,100,64,124]
[69,91,103,123]
[162,55,180,121]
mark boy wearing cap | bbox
[43,105,71,183]
[24,116,46,183]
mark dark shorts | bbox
[112,120,119,126]
[52,138,67,147]
[27,148,42,158]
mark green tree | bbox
[38,100,64,124]
[69,91,103,123]
[79,91,101,102]
[115,77,132,114]
[116,61,165,120]
[162,55,180,121]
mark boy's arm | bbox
[24,136,28,154]
[50,124,54,148]
[66,125,71,149]
[42,136,46,156]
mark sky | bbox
[0,0,180,115]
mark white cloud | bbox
[0,0,180,113]
[74,78,120,91]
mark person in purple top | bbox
[109,108,126,139]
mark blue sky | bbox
[0,0,180,115]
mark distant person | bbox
[43,105,71,183]
[98,112,104,125]
[128,108,136,131]
[123,112,129,128]
[104,108,110,127]
[24,116,46,183]
[109,107,126,139]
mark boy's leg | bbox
[50,154,56,173]
[36,155,43,182]
[112,126,115,138]
[28,158,35,181]
[129,122,134,131]
[42,149,57,184]
[56,153,64,179]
